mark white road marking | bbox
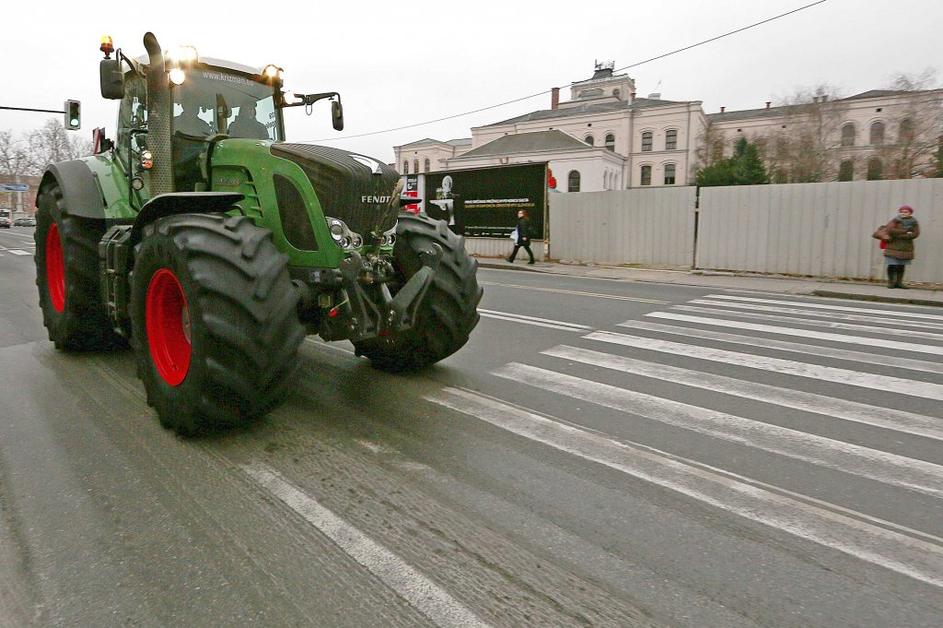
[618,319,943,375]
[478,280,668,304]
[7,249,30,256]
[243,462,490,628]
[645,312,943,357]
[672,304,943,342]
[478,308,590,332]
[707,294,943,321]
[585,330,943,401]
[494,362,943,498]
[424,387,943,589]
[543,344,943,442]
[689,299,943,330]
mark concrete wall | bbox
[465,237,545,261]
[696,178,943,283]
[548,187,696,267]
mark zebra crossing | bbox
[425,292,943,588]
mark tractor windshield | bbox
[172,68,281,141]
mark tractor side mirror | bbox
[331,99,344,131]
[100,59,125,99]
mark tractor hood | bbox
[271,143,400,238]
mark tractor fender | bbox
[38,160,107,219]
[129,192,244,246]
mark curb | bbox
[811,290,943,308]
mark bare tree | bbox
[23,118,92,174]
[874,70,943,179]
[0,130,31,176]
[755,84,848,183]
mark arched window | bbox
[867,157,883,180]
[567,170,581,192]
[424,158,430,172]
[838,160,853,181]
[641,131,653,152]
[584,135,594,146]
[870,121,885,146]
[665,129,678,150]
[841,123,855,147]
[605,134,615,151]
[899,118,915,144]
[640,165,652,186]
[413,159,419,174]
[664,163,676,185]
[402,161,408,174]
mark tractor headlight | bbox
[325,217,364,250]
[168,68,186,85]
[169,46,199,65]
[380,224,398,247]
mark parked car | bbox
[13,217,35,227]
[0,217,11,228]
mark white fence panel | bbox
[549,187,696,267]
[464,237,545,261]
[697,179,943,283]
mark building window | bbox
[424,158,430,172]
[664,163,676,185]
[613,89,621,99]
[402,161,408,174]
[870,121,885,146]
[605,134,615,151]
[641,131,653,152]
[838,160,853,181]
[567,170,581,192]
[584,135,594,146]
[413,160,419,174]
[841,123,855,147]
[867,157,883,180]
[640,165,652,186]
[665,129,677,150]
[899,118,915,144]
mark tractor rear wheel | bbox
[130,214,305,435]
[354,213,482,371]
[35,183,120,350]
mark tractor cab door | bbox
[171,84,219,192]
[116,74,152,205]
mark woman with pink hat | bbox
[881,205,920,289]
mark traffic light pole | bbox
[0,105,66,114]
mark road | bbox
[1,225,941,626]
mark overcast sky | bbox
[1,0,940,163]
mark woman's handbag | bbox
[509,228,518,242]
[872,225,890,249]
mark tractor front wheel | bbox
[130,214,305,435]
[354,213,482,371]
[35,183,121,350]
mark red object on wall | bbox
[547,168,557,189]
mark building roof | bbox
[481,96,689,128]
[396,136,472,149]
[445,138,472,146]
[454,130,592,158]
[706,89,941,123]
[841,89,908,101]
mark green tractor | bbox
[35,33,481,434]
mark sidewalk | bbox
[477,258,943,307]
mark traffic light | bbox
[64,99,81,130]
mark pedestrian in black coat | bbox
[507,209,535,264]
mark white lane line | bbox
[585,330,943,401]
[479,280,668,304]
[424,387,943,589]
[543,344,943,442]
[243,463,489,628]
[619,319,943,375]
[645,312,943,357]
[689,299,943,331]
[707,294,943,320]
[672,305,943,342]
[494,362,943,498]
[478,308,590,332]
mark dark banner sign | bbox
[423,163,547,238]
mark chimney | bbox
[765,101,771,109]
[720,106,725,113]
[551,87,560,110]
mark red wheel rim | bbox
[145,268,192,386]
[46,222,66,313]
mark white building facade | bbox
[393,63,942,191]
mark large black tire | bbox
[129,214,305,435]
[354,214,482,371]
[35,183,120,350]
